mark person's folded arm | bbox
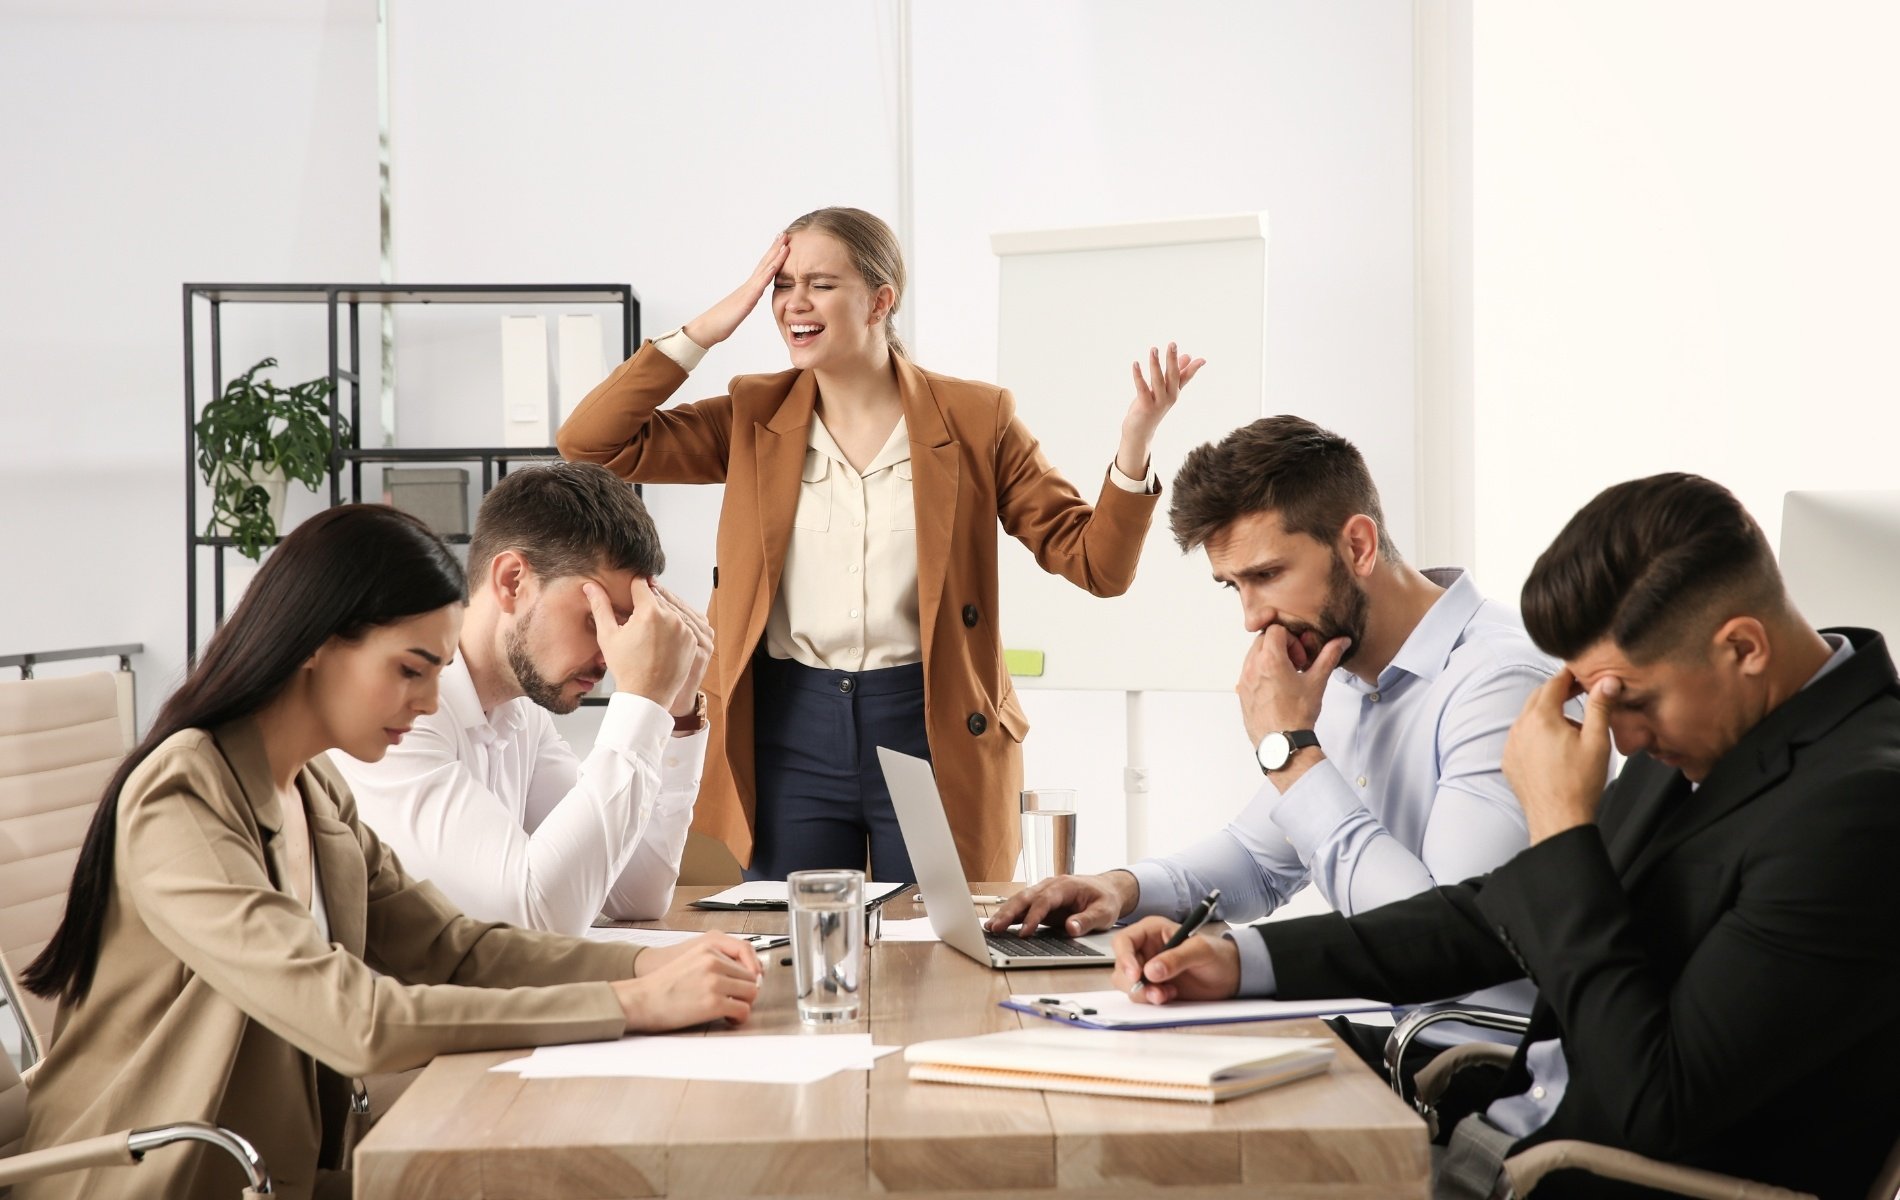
[1254,871,1527,1005]
[1276,665,1542,915]
[123,752,631,1078]
[600,724,706,921]
[349,696,674,935]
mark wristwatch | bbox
[1255,729,1320,773]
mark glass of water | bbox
[788,869,865,1024]
[1019,788,1077,884]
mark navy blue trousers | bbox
[743,654,929,883]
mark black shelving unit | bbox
[183,283,639,663]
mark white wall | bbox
[1466,1,1900,605]
[0,0,379,704]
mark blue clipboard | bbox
[1001,991,1392,1031]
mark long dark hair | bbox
[23,505,464,1004]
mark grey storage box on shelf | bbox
[384,468,470,537]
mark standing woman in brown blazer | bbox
[559,207,1202,883]
[19,506,762,1200]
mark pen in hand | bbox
[1128,888,1221,998]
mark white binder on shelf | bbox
[500,315,550,447]
[556,313,605,422]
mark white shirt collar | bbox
[809,412,910,475]
[437,653,526,747]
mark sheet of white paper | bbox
[582,927,702,948]
[878,918,942,942]
[490,1034,899,1084]
[697,880,908,907]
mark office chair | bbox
[0,671,132,1067]
[678,830,744,885]
[0,952,273,1196]
[1384,1005,1900,1199]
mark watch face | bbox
[1256,732,1292,771]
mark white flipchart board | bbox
[993,214,1269,694]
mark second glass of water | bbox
[788,868,865,1024]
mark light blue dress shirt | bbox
[1484,632,1857,1138]
[1125,568,1553,1022]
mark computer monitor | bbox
[1778,490,1900,640]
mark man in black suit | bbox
[1112,473,1900,1199]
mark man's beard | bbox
[1283,551,1370,668]
[505,607,583,714]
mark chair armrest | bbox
[1506,1140,1816,1200]
[1383,1004,1534,1104]
[0,1130,137,1185]
[1412,1040,1517,1109]
[0,1122,271,1194]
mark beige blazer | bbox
[559,345,1158,879]
[20,719,642,1200]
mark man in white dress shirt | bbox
[336,462,715,933]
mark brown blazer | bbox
[20,720,643,1200]
[558,344,1158,879]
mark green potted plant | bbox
[194,357,347,559]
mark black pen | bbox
[1128,888,1221,997]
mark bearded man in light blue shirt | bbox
[990,415,1548,1060]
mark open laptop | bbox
[878,746,1115,969]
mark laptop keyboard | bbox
[983,932,1107,958]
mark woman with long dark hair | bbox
[19,505,761,1200]
[560,207,1202,883]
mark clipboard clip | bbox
[1030,997,1098,1021]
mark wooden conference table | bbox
[355,886,1429,1199]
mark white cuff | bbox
[652,327,708,372]
[1107,460,1158,494]
[655,727,708,811]
[597,691,675,765]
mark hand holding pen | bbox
[1126,890,1219,998]
[1110,896,1246,1005]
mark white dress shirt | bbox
[334,655,707,934]
[650,328,1154,672]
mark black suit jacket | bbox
[1256,629,1900,1199]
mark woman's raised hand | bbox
[1115,343,1206,480]
[683,235,792,349]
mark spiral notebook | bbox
[904,1027,1335,1103]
